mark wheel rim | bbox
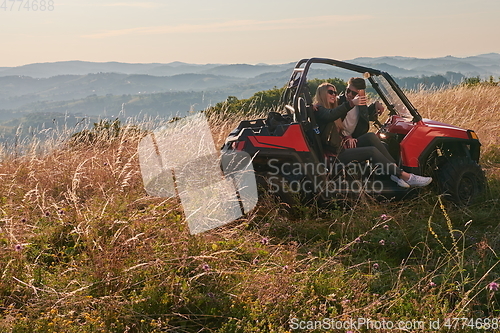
[457,173,478,203]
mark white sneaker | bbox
[391,175,410,188]
[406,174,433,187]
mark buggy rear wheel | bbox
[258,173,315,208]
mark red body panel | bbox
[248,124,310,152]
[390,118,470,167]
[384,115,415,135]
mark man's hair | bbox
[348,77,366,90]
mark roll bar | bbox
[284,57,422,122]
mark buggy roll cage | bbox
[282,58,423,123]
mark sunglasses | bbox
[327,89,337,96]
[346,88,358,97]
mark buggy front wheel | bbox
[437,157,486,205]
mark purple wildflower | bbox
[379,239,385,246]
[488,282,499,291]
[383,224,389,230]
[14,244,23,252]
[355,237,361,243]
[429,281,436,287]
[380,214,388,220]
[202,264,210,271]
[373,263,379,270]
[260,237,269,245]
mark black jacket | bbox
[314,102,351,153]
[314,102,351,133]
[338,93,378,138]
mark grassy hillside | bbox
[1,85,500,332]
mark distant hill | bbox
[0,61,159,78]
[0,90,233,143]
[350,54,500,77]
[141,63,220,76]
[200,63,293,78]
[0,61,291,79]
[2,54,499,79]
[0,54,497,112]
[0,53,498,143]
[0,73,249,110]
[0,61,232,78]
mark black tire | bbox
[269,174,302,207]
[437,157,486,205]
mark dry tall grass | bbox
[0,85,499,332]
[408,85,500,154]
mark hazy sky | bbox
[1,0,499,67]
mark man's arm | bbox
[367,101,384,121]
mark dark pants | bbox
[338,133,402,176]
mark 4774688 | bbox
[1,0,54,11]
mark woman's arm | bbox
[315,102,350,123]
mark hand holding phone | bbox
[358,89,367,105]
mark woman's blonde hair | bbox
[313,82,338,109]
[313,82,344,131]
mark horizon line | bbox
[1,52,499,69]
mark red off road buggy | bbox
[221,58,485,205]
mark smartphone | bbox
[358,89,367,105]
